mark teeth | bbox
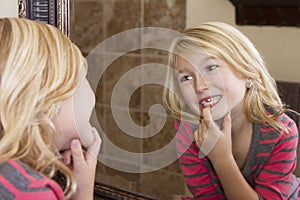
[201,96,220,107]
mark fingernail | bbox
[71,139,80,148]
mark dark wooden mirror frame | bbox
[17,0,157,199]
[18,0,71,36]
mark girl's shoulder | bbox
[0,159,64,200]
[276,112,296,125]
[258,112,298,142]
[0,159,47,182]
[265,107,297,129]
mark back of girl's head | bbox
[0,17,84,197]
[163,22,285,129]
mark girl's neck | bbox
[230,108,252,136]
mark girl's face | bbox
[53,69,96,151]
[176,52,247,121]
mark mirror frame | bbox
[18,0,71,36]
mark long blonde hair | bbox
[163,22,287,130]
[0,18,84,198]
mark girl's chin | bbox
[211,106,227,120]
[59,136,94,151]
[212,112,227,120]
[80,134,96,149]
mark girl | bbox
[0,18,101,199]
[163,22,300,199]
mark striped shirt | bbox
[0,159,64,200]
[175,113,300,199]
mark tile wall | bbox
[70,0,189,199]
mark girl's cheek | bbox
[180,86,198,106]
[209,74,228,91]
[180,84,194,97]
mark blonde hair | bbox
[163,22,288,131]
[0,18,85,198]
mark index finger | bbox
[70,139,85,169]
[202,106,213,126]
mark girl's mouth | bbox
[199,95,222,109]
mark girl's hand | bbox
[194,106,232,162]
[62,127,102,200]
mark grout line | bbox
[95,103,171,118]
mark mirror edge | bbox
[18,0,71,37]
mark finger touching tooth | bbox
[203,102,213,107]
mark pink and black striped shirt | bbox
[0,159,64,200]
[175,113,300,199]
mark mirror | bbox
[17,0,159,199]
[18,0,188,199]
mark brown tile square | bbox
[101,106,144,153]
[137,170,186,199]
[94,103,105,128]
[71,1,104,54]
[140,54,169,112]
[96,106,145,179]
[101,53,143,109]
[144,0,186,31]
[141,115,181,173]
[103,165,142,184]
[105,0,142,38]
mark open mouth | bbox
[199,95,222,109]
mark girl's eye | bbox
[206,64,218,72]
[180,75,193,82]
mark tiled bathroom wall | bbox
[70,0,188,199]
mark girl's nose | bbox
[194,74,208,93]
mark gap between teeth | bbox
[201,96,220,106]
